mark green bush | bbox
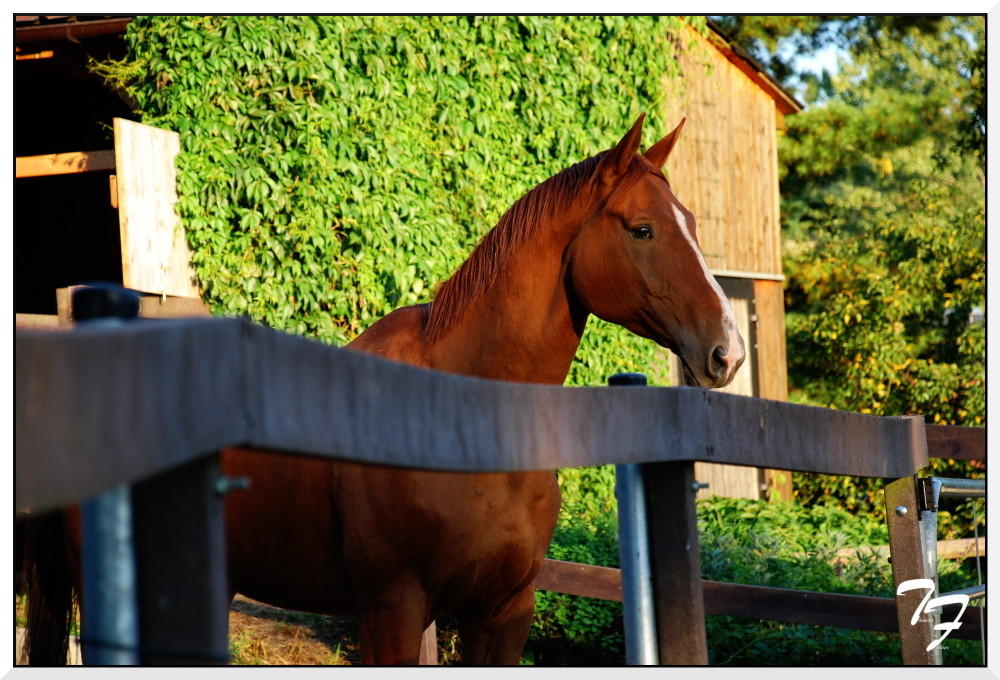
[702,497,984,665]
[528,467,623,665]
[529,495,984,666]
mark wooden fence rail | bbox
[16,317,929,513]
[535,559,984,642]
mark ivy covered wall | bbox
[105,15,706,387]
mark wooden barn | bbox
[663,23,804,501]
[14,16,801,501]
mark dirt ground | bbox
[16,593,467,666]
[227,596,464,665]
[227,595,362,665]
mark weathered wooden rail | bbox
[15,317,982,665]
[15,318,929,512]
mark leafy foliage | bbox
[532,495,983,665]
[710,16,986,522]
[711,16,987,429]
[526,464,622,663]
[775,17,986,521]
[701,497,983,666]
[104,15,705,390]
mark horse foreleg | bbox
[21,511,78,665]
[456,585,536,666]
[357,580,430,665]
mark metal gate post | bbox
[611,373,659,665]
[615,462,659,664]
[75,284,143,665]
[885,475,941,664]
[80,486,141,664]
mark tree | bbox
[777,15,985,425]
[714,16,985,523]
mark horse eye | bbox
[630,225,652,240]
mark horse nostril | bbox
[710,345,728,377]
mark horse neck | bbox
[427,217,588,385]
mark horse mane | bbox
[423,150,650,342]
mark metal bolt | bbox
[216,476,251,495]
[895,505,908,517]
[692,481,710,492]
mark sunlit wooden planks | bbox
[15,149,116,178]
[113,118,201,299]
[663,25,785,278]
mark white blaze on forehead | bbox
[670,202,739,337]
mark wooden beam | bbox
[56,287,211,324]
[646,461,708,664]
[832,538,985,562]
[536,559,623,602]
[702,581,982,641]
[132,455,229,665]
[16,318,934,511]
[753,278,792,503]
[925,424,985,462]
[535,559,983,641]
[16,150,115,178]
[14,313,63,330]
[885,476,940,664]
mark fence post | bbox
[611,373,659,665]
[611,373,708,665]
[75,284,142,665]
[645,460,709,664]
[885,474,941,664]
[131,456,231,664]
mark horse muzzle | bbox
[679,326,746,389]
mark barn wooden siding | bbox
[662,24,802,501]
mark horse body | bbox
[22,114,744,665]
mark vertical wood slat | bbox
[693,282,761,500]
[753,279,792,502]
[418,623,438,665]
[113,118,201,299]
[645,461,708,664]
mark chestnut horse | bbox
[21,114,743,665]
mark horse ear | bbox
[643,117,686,169]
[597,113,645,185]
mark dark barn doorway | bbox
[15,16,135,315]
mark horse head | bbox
[568,114,745,388]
